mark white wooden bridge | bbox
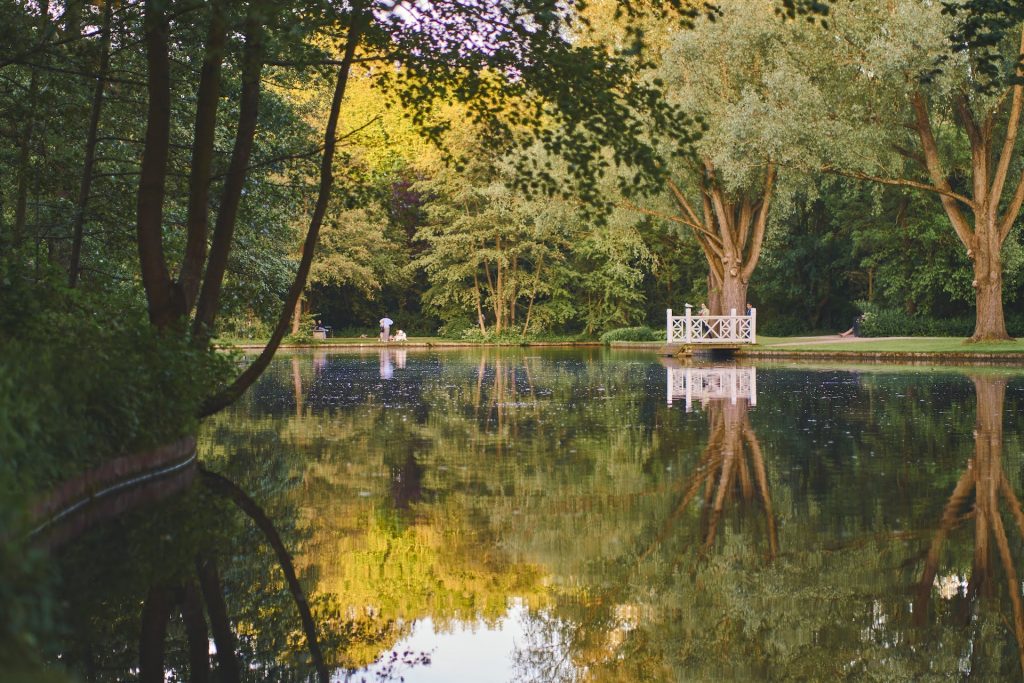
[666,305,756,345]
[665,364,757,411]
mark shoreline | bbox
[219,337,1024,364]
[735,348,1024,364]
[224,340,606,351]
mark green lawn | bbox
[215,335,601,347]
[217,336,459,347]
[214,334,1024,356]
[751,336,1024,354]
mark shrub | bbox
[758,315,814,337]
[600,326,659,343]
[855,308,974,337]
[0,262,233,669]
[458,326,531,343]
[0,266,233,493]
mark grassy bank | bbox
[607,335,1024,360]
[749,336,1024,354]
[216,335,602,348]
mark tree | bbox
[414,150,578,336]
[795,1,1024,340]
[622,0,797,315]
[2,0,708,415]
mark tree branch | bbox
[911,91,977,248]
[741,162,776,281]
[618,199,702,231]
[200,6,368,416]
[998,172,1024,243]
[992,27,1024,221]
[817,164,975,208]
[666,177,704,227]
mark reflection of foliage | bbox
[202,352,1024,679]
[44,453,333,681]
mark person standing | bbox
[379,316,394,342]
[697,302,710,338]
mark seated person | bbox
[393,329,408,342]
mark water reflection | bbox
[910,373,1024,677]
[662,358,757,411]
[35,465,333,683]
[21,352,1024,681]
[377,348,409,380]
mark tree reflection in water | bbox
[911,373,1024,678]
[517,364,775,681]
[43,352,1024,681]
[40,466,334,683]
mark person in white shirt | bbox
[379,316,393,342]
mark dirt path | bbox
[767,336,919,348]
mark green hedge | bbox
[856,309,1024,337]
[600,326,659,343]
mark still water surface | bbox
[53,348,1024,680]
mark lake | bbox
[47,348,1024,681]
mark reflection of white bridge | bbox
[666,305,756,344]
[666,365,757,411]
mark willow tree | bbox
[793,1,1024,341]
[623,0,803,315]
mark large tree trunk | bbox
[192,10,264,336]
[973,252,1009,341]
[707,272,723,315]
[719,270,748,317]
[904,44,1024,342]
[651,165,773,317]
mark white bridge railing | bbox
[666,305,756,344]
[667,366,757,410]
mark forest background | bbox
[6,0,1024,350]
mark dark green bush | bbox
[759,315,816,337]
[600,326,660,343]
[856,308,974,337]
[0,264,233,494]
[0,260,229,671]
